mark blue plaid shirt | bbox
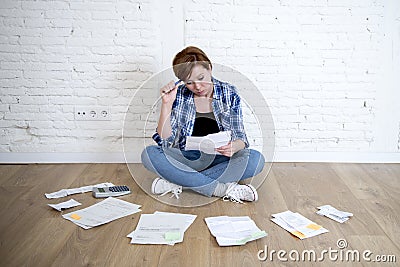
[152,77,249,150]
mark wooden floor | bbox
[0,163,399,267]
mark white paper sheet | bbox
[153,211,197,232]
[185,131,231,154]
[205,216,267,246]
[271,210,328,239]
[48,199,82,211]
[127,212,197,245]
[316,205,353,223]
[45,182,114,199]
[62,197,141,229]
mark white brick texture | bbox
[0,0,399,162]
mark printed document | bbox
[185,131,231,154]
[205,216,267,246]
[62,197,141,229]
[316,205,353,223]
[271,210,328,239]
[127,212,197,245]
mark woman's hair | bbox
[172,46,212,81]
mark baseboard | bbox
[0,152,399,164]
[0,153,130,164]
[274,151,400,163]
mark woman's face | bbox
[184,64,213,97]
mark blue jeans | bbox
[141,145,265,197]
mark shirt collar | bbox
[212,77,222,100]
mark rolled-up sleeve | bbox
[229,94,249,148]
[151,107,179,147]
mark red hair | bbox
[172,46,212,80]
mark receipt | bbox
[45,182,114,199]
[316,205,353,223]
[48,199,82,211]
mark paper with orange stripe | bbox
[271,210,328,239]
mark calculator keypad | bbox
[109,185,129,192]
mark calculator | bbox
[92,185,131,198]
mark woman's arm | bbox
[213,82,249,156]
[156,81,178,139]
[157,103,173,139]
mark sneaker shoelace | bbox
[222,194,244,204]
[222,184,245,204]
[160,186,182,199]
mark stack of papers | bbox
[63,197,141,229]
[316,205,353,223]
[127,212,197,245]
[205,216,267,246]
[45,182,114,199]
[185,131,231,154]
[271,211,328,239]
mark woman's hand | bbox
[160,80,178,106]
[215,139,245,157]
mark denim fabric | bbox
[141,146,265,197]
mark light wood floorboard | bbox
[0,163,398,267]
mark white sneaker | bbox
[223,183,258,203]
[151,177,182,199]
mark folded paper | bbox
[271,210,328,239]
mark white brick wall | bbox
[0,0,399,162]
[184,0,400,161]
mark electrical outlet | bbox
[74,106,111,121]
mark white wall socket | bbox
[74,106,111,121]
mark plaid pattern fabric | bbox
[152,77,249,149]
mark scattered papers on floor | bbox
[127,211,197,245]
[48,199,82,211]
[271,210,328,239]
[185,131,231,154]
[45,182,114,199]
[62,197,141,229]
[316,205,353,223]
[205,216,267,246]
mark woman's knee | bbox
[248,149,265,176]
[141,145,161,171]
